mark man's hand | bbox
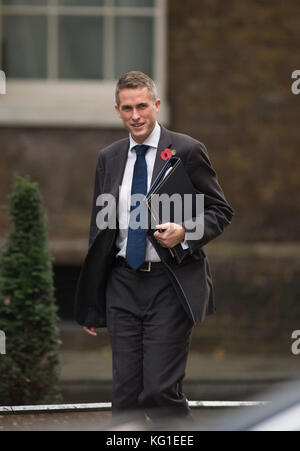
[83,327,98,336]
[153,223,186,248]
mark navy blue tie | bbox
[125,145,148,270]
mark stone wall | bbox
[194,242,300,355]
[0,128,127,262]
[169,0,300,242]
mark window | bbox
[0,0,168,126]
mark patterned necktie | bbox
[125,145,149,270]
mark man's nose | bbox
[132,108,140,120]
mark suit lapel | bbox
[108,138,129,203]
[107,126,173,202]
[150,126,173,186]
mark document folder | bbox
[146,156,199,264]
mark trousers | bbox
[105,261,194,421]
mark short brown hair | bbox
[115,71,158,106]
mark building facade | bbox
[0,0,299,353]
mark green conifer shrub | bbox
[0,175,61,405]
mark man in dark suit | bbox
[74,71,233,425]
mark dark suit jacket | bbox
[74,126,234,327]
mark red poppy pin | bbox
[160,148,176,161]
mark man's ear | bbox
[155,99,161,112]
[115,104,121,117]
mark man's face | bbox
[115,87,160,144]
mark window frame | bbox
[0,0,169,127]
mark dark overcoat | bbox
[74,126,234,327]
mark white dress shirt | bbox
[116,121,188,262]
[116,121,162,261]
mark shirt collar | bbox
[129,121,161,152]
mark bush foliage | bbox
[0,175,61,405]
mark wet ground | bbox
[0,407,262,431]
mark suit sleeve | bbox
[88,152,104,249]
[183,141,234,253]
